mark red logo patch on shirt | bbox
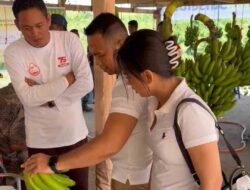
[28,63,40,76]
[57,56,69,68]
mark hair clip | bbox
[164,40,181,69]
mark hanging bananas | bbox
[177,13,242,117]
[23,172,76,190]
[184,16,199,48]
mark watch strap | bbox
[48,156,61,174]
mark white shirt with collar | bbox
[110,76,152,185]
[4,31,93,148]
[148,78,218,190]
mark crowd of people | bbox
[0,0,223,190]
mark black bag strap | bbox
[174,98,244,184]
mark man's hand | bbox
[25,77,55,107]
[21,153,53,174]
[65,72,75,86]
[25,78,39,86]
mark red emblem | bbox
[57,56,69,67]
[28,63,40,76]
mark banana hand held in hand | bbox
[23,172,75,190]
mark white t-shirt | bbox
[4,31,93,148]
[110,77,152,185]
[148,78,218,190]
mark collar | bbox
[149,77,188,114]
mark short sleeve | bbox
[178,103,218,149]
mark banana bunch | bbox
[23,172,76,190]
[179,13,240,116]
[184,26,199,47]
[238,43,250,86]
[187,54,239,116]
[223,14,250,87]
[219,39,237,62]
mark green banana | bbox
[192,73,201,84]
[210,95,221,105]
[207,84,215,98]
[38,173,69,190]
[211,39,220,59]
[222,64,235,77]
[51,174,76,187]
[211,57,223,75]
[204,91,209,103]
[220,99,236,112]
[212,86,223,98]
[23,172,33,190]
[214,65,223,78]
[220,73,241,86]
[223,46,237,61]
[200,54,211,74]
[220,39,232,58]
[31,174,51,190]
[242,48,250,60]
[193,62,203,79]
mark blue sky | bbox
[171,4,250,20]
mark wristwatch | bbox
[48,156,61,174]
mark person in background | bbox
[70,29,93,112]
[128,20,138,35]
[0,83,27,176]
[4,0,93,189]
[50,13,67,31]
[117,29,222,190]
[157,21,163,34]
[22,13,152,190]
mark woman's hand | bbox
[21,153,53,174]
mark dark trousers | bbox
[28,138,89,190]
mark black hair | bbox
[157,21,163,28]
[84,13,127,38]
[70,29,79,36]
[70,29,80,38]
[118,29,178,80]
[128,20,138,28]
[51,14,67,31]
[12,0,48,19]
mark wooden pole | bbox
[92,0,116,190]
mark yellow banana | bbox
[195,13,210,25]
[165,0,183,18]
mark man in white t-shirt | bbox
[4,0,93,189]
[84,13,152,190]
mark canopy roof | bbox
[116,0,250,7]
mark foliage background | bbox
[1,9,250,87]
